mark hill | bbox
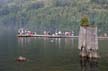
[0,0,108,34]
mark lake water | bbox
[0,32,108,71]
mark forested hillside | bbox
[0,0,108,34]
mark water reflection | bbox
[65,38,74,48]
[80,57,98,71]
[57,38,61,48]
[17,37,36,48]
[17,37,75,49]
[17,37,36,58]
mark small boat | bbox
[16,56,27,62]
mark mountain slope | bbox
[0,0,108,34]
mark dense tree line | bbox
[0,0,108,35]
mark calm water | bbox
[0,32,108,71]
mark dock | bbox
[17,34,108,39]
[17,35,78,38]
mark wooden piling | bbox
[79,26,99,58]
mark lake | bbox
[0,32,108,71]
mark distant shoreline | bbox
[17,35,108,39]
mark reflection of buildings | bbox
[17,37,33,48]
[58,38,61,48]
[17,37,36,56]
[80,57,98,71]
[65,38,74,48]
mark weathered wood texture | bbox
[78,26,98,50]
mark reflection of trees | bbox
[80,57,98,71]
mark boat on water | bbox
[16,56,28,62]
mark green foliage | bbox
[0,0,108,34]
[80,16,89,26]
